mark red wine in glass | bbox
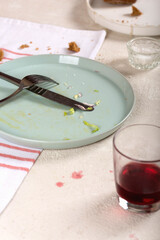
[116,162,160,205]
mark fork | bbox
[0,73,59,103]
[0,71,94,111]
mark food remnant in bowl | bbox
[83,120,99,133]
[0,49,4,61]
[68,42,80,52]
[131,5,142,16]
[104,0,136,4]
[19,44,29,49]
[35,47,39,51]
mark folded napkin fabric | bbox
[0,137,41,214]
[0,17,106,63]
[0,17,106,214]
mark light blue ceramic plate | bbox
[0,55,135,149]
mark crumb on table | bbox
[0,49,4,61]
[19,44,29,49]
[68,42,80,52]
[131,5,142,16]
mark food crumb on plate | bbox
[64,108,75,116]
[83,120,99,133]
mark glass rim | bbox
[113,123,160,163]
[127,37,160,55]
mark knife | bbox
[0,72,94,111]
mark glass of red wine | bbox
[113,124,160,213]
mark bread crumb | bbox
[68,42,80,52]
[19,44,29,49]
[131,5,142,16]
[30,41,32,44]
[47,46,51,50]
[0,49,4,61]
[35,48,39,51]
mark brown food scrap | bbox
[47,46,51,50]
[19,44,29,49]
[104,0,136,4]
[0,49,4,61]
[35,48,39,51]
[131,5,142,16]
[30,41,32,44]
[68,42,80,52]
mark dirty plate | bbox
[0,54,134,149]
[86,0,160,36]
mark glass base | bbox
[118,196,160,213]
[128,60,159,70]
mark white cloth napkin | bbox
[0,17,106,214]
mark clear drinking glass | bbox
[113,124,160,213]
[127,37,160,70]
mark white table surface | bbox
[0,0,160,240]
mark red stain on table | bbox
[129,234,139,240]
[72,171,83,179]
[56,182,64,187]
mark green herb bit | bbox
[64,108,75,116]
[64,138,70,140]
[93,90,99,92]
[69,108,75,115]
[87,106,93,111]
[83,120,99,133]
[95,100,101,106]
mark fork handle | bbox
[0,72,20,86]
[0,87,23,103]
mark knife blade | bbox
[0,72,94,111]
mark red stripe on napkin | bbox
[0,163,29,172]
[0,143,41,153]
[1,48,32,56]
[0,153,35,162]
